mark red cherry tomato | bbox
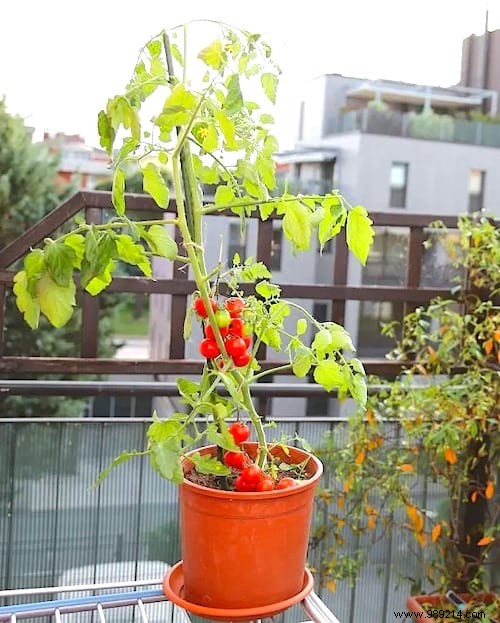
[205,324,228,340]
[235,475,255,492]
[241,464,262,484]
[225,336,247,358]
[228,318,244,336]
[243,335,252,348]
[276,477,296,490]
[199,338,220,359]
[215,309,231,328]
[224,297,245,317]
[223,451,247,470]
[233,351,251,367]
[193,296,217,318]
[256,477,274,492]
[228,422,250,444]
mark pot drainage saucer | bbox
[163,561,314,622]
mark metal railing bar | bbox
[96,603,106,623]
[0,579,162,598]
[0,589,165,620]
[136,599,148,623]
[0,380,413,397]
[302,591,342,623]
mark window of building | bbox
[227,223,246,264]
[468,169,485,213]
[362,227,408,286]
[312,302,328,323]
[270,225,283,271]
[357,300,404,357]
[389,162,409,208]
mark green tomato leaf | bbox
[142,224,177,260]
[292,347,313,378]
[296,318,308,335]
[152,445,184,483]
[13,270,40,329]
[256,156,275,190]
[198,40,224,69]
[214,184,235,206]
[115,235,152,277]
[261,72,279,104]
[328,324,355,351]
[64,234,85,268]
[282,200,312,251]
[206,424,240,452]
[215,110,238,150]
[255,281,281,299]
[261,326,281,350]
[346,205,375,265]
[44,240,77,287]
[36,273,76,328]
[312,328,332,353]
[112,167,126,216]
[97,110,115,154]
[142,162,169,209]
[225,74,244,115]
[203,123,219,152]
[313,360,346,393]
[93,450,148,489]
[188,452,231,477]
[349,373,367,407]
[85,260,114,296]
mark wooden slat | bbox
[169,226,188,359]
[80,207,102,358]
[0,285,4,358]
[0,271,455,302]
[331,229,349,325]
[0,193,85,268]
[0,356,417,377]
[404,226,425,317]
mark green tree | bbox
[0,100,114,418]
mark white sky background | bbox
[0,0,499,150]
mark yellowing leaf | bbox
[112,167,126,216]
[142,162,169,209]
[326,580,336,593]
[444,448,457,464]
[260,72,278,104]
[471,491,478,503]
[36,273,76,328]
[406,506,424,533]
[484,338,494,354]
[415,532,427,548]
[13,270,40,329]
[355,450,366,465]
[494,329,500,342]
[338,494,345,509]
[366,409,375,426]
[346,205,374,265]
[399,463,414,473]
[198,39,223,69]
[367,515,376,531]
[282,199,312,251]
[477,536,495,546]
[485,481,495,500]
[431,523,442,543]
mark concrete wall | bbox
[356,133,500,216]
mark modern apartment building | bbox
[152,43,500,418]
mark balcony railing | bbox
[0,380,453,623]
[324,108,500,148]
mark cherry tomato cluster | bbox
[222,423,298,492]
[194,296,253,368]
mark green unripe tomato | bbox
[215,309,231,328]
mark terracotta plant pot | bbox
[173,442,322,610]
[406,593,498,621]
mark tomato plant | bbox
[14,21,374,492]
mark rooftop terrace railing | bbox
[326,108,500,148]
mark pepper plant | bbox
[12,22,374,487]
[313,216,499,593]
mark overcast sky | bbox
[1,0,498,149]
